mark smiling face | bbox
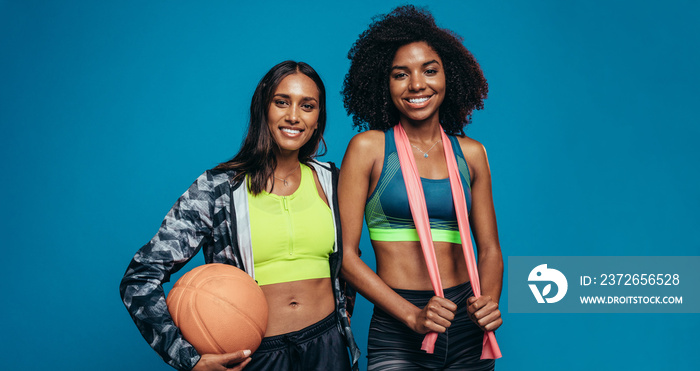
[266,73,320,156]
[389,41,446,126]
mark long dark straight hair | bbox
[215,61,327,194]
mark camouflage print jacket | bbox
[119,160,360,371]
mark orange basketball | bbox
[166,263,268,355]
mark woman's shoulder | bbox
[308,159,337,175]
[201,168,240,188]
[347,129,385,151]
[343,130,385,169]
[455,135,487,162]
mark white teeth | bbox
[408,97,429,104]
[281,128,301,134]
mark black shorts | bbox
[367,282,495,370]
[246,312,351,371]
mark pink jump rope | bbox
[394,123,501,359]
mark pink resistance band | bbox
[394,123,502,359]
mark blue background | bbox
[1,1,698,370]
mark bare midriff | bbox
[373,240,470,291]
[260,277,335,337]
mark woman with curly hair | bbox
[339,6,502,370]
[120,61,359,371]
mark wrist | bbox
[402,306,420,331]
[479,292,500,305]
[184,353,202,371]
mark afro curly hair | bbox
[342,5,488,135]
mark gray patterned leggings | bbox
[367,282,495,370]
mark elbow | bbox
[340,251,360,281]
[478,245,504,273]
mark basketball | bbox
[166,263,268,355]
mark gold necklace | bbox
[273,163,300,186]
[410,139,442,158]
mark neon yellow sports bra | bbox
[248,164,334,286]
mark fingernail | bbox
[243,350,251,357]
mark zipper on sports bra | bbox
[283,196,294,255]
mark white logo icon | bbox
[528,264,568,303]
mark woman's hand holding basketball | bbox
[410,296,457,334]
[192,350,252,371]
[466,295,502,332]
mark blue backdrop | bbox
[2,1,698,370]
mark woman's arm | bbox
[460,138,504,332]
[339,132,457,334]
[119,172,218,371]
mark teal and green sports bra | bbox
[364,127,472,244]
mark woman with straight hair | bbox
[339,6,502,370]
[120,60,359,371]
